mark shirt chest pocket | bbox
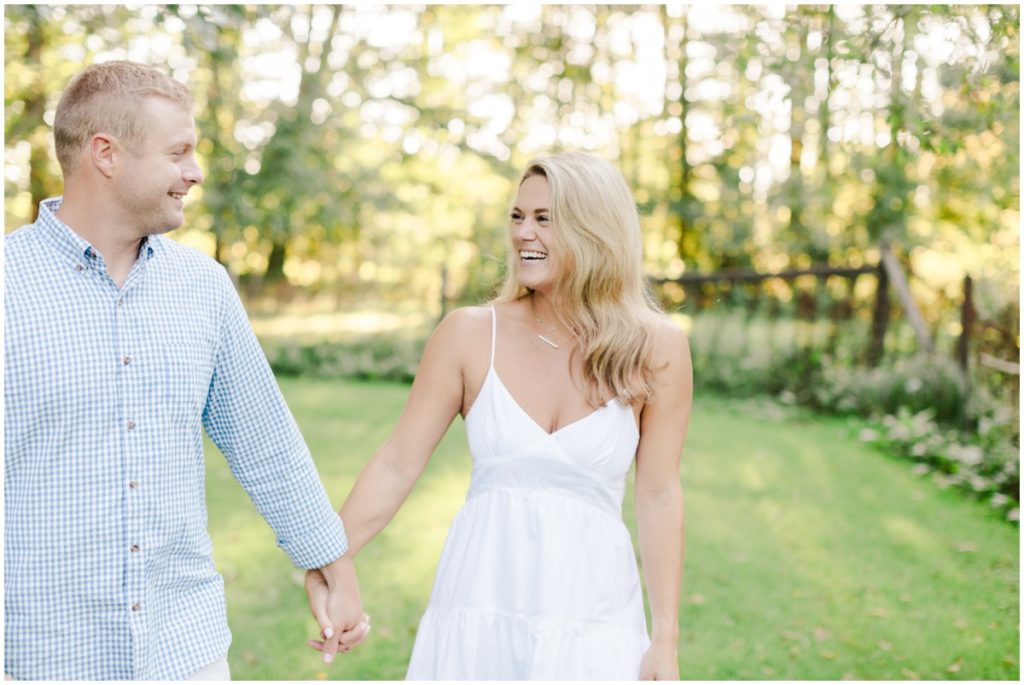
[163,342,214,426]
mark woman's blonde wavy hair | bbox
[493,151,664,407]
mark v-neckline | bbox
[488,366,614,437]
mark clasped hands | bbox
[304,554,370,663]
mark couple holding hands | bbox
[4,61,691,681]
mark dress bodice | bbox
[463,308,640,517]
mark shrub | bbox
[814,355,968,422]
[859,404,1019,522]
[262,334,425,383]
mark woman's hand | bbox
[304,555,370,663]
[638,639,680,680]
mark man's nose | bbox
[183,155,204,186]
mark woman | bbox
[309,151,692,679]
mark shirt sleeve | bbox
[201,268,347,569]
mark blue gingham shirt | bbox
[4,198,348,680]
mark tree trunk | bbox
[265,240,287,284]
[868,261,890,366]
[785,10,812,256]
[677,10,696,261]
[821,6,835,183]
[24,7,48,221]
[958,275,974,372]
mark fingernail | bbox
[324,627,334,639]
[324,653,334,664]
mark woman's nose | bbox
[513,219,537,241]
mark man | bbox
[4,61,365,680]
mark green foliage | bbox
[814,355,968,422]
[682,309,991,418]
[263,335,425,383]
[4,5,1017,317]
[859,405,1019,521]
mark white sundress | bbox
[406,307,650,680]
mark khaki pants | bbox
[187,657,231,680]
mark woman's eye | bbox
[537,215,549,223]
[510,213,523,223]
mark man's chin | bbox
[145,213,185,236]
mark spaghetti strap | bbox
[489,306,497,369]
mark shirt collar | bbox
[35,197,159,267]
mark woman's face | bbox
[510,174,563,294]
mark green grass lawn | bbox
[206,378,1019,680]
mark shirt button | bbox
[122,356,131,365]
[130,544,140,553]
[127,420,136,430]
[75,264,84,272]
[128,480,139,489]
[131,603,141,612]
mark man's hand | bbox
[304,554,370,663]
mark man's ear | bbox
[90,133,118,179]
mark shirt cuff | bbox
[280,511,349,570]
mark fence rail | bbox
[650,264,877,286]
[653,260,893,366]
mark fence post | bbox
[868,261,889,367]
[880,243,935,354]
[958,275,974,372]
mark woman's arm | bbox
[635,321,693,680]
[335,307,479,554]
[306,307,486,660]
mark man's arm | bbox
[201,268,362,658]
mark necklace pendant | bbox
[537,334,560,349]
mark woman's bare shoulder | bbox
[648,313,691,370]
[418,306,494,375]
[434,305,493,341]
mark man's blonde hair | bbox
[54,60,193,175]
[493,151,665,407]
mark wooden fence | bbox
[651,244,1016,377]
